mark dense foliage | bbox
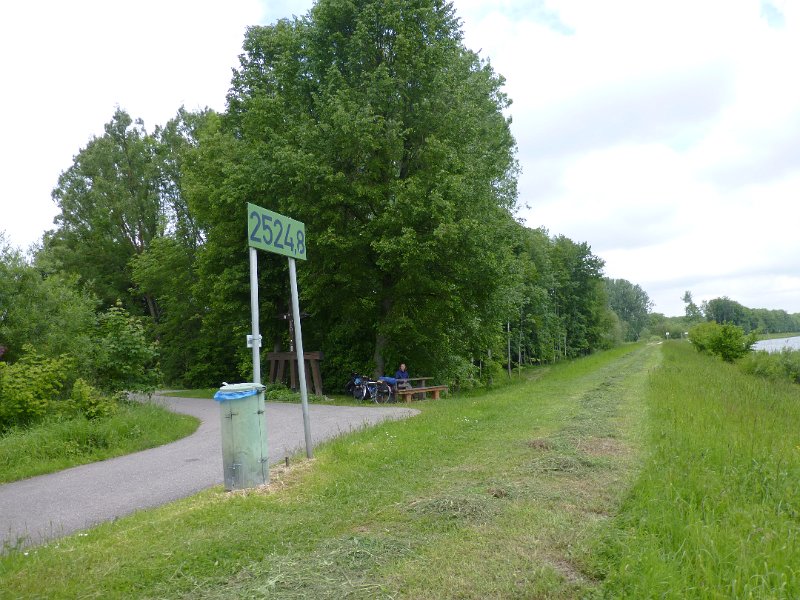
[0,235,159,430]
[688,321,756,362]
[1,0,662,393]
[604,278,652,341]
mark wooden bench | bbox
[396,384,449,402]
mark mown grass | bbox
[592,341,800,598]
[0,343,656,598]
[0,402,199,483]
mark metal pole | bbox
[249,247,261,384]
[507,321,511,377]
[288,257,313,458]
[518,313,522,377]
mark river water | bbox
[752,336,800,353]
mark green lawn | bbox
[3,342,798,598]
[0,402,199,484]
[1,344,653,597]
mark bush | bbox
[740,349,800,385]
[70,378,117,420]
[688,322,755,362]
[0,350,73,430]
[265,382,297,402]
[779,348,800,383]
[91,302,160,393]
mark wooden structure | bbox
[396,384,449,402]
[267,351,324,396]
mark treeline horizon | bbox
[650,291,800,339]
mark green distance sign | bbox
[247,203,307,260]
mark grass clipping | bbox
[224,458,317,498]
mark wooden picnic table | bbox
[392,377,448,402]
[396,384,449,402]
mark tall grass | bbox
[594,342,800,598]
[0,402,199,483]
[739,348,800,385]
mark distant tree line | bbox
[648,291,800,340]
[2,0,657,392]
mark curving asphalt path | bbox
[0,394,418,549]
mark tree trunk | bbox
[373,331,387,378]
[372,293,394,377]
[144,293,159,322]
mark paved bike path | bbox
[0,395,418,549]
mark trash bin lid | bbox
[213,382,266,402]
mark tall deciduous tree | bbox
[704,296,756,331]
[188,0,519,381]
[682,290,702,322]
[47,109,164,316]
[605,278,653,341]
[46,108,205,323]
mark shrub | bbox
[70,378,117,420]
[91,302,160,393]
[0,350,73,430]
[687,321,717,353]
[779,348,800,384]
[739,351,784,380]
[740,349,800,385]
[688,322,755,362]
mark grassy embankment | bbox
[594,342,800,597]
[1,343,654,598]
[0,402,199,484]
[2,341,799,598]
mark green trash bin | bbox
[213,382,268,490]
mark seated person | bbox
[394,363,410,389]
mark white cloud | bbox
[454,0,800,315]
[0,0,266,250]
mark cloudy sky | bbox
[1,0,798,317]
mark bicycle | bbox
[348,373,393,403]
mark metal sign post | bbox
[247,202,313,459]
[248,247,262,384]
[289,257,313,458]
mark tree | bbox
[46,109,165,316]
[605,278,653,341]
[46,108,206,322]
[0,234,96,367]
[682,290,702,322]
[549,236,607,356]
[704,296,755,332]
[128,109,212,385]
[186,0,519,382]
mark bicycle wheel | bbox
[375,381,391,404]
[353,384,367,401]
